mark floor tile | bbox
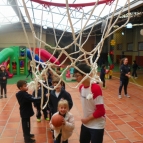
[124,131,143,142]
[115,139,131,143]
[134,127,143,135]
[127,121,142,128]
[0,137,15,143]
[108,131,126,140]
[1,129,17,137]
[0,76,143,143]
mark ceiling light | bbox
[126,23,133,29]
[43,26,47,29]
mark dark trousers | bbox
[132,69,137,77]
[80,124,104,143]
[101,77,105,87]
[1,83,7,95]
[21,117,31,139]
[119,79,129,95]
[26,71,32,78]
[36,103,47,119]
[55,133,68,143]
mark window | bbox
[127,43,133,51]
[138,42,143,51]
[117,44,122,50]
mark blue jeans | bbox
[80,124,104,143]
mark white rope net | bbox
[15,0,131,107]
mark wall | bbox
[46,33,55,47]
[82,36,96,52]
[113,26,143,66]
[0,24,46,49]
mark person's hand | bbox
[128,75,131,78]
[62,119,65,125]
[81,118,90,124]
[3,77,6,80]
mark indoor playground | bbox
[0,0,143,143]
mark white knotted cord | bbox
[19,0,131,106]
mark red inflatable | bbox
[35,48,60,65]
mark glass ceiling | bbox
[0,0,135,32]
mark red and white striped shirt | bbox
[79,83,106,129]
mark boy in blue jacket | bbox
[16,80,40,143]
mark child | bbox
[42,73,51,117]
[49,99,74,143]
[47,69,53,87]
[42,73,49,94]
[100,64,106,88]
[26,61,33,80]
[132,60,139,79]
[48,77,73,117]
[0,65,8,98]
[74,63,105,143]
[16,80,41,143]
[56,68,65,89]
[32,82,49,122]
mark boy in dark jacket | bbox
[0,65,8,98]
[32,82,49,122]
[16,80,40,143]
[49,77,73,117]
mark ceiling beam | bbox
[8,0,26,23]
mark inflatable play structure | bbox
[0,46,60,78]
[105,54,114,79]
[65,67,76,81]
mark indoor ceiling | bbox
[0,0,136,33]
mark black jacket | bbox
[0,71,8,84]
[100,68,106,79]
[49,88,73,115]
[120,64,130,80]
[132,63,139,70]
[16,91,40,118]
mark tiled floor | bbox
[0,76,143,143]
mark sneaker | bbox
[45,118,50,121]
[1,96,3,98]
[29,134,34,138]
[37,118,41,122]
[118,95,122,99]
[5,95,7,98]
[102,86,106,89]
[125,94,130,98]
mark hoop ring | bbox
[31,0,115,8]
